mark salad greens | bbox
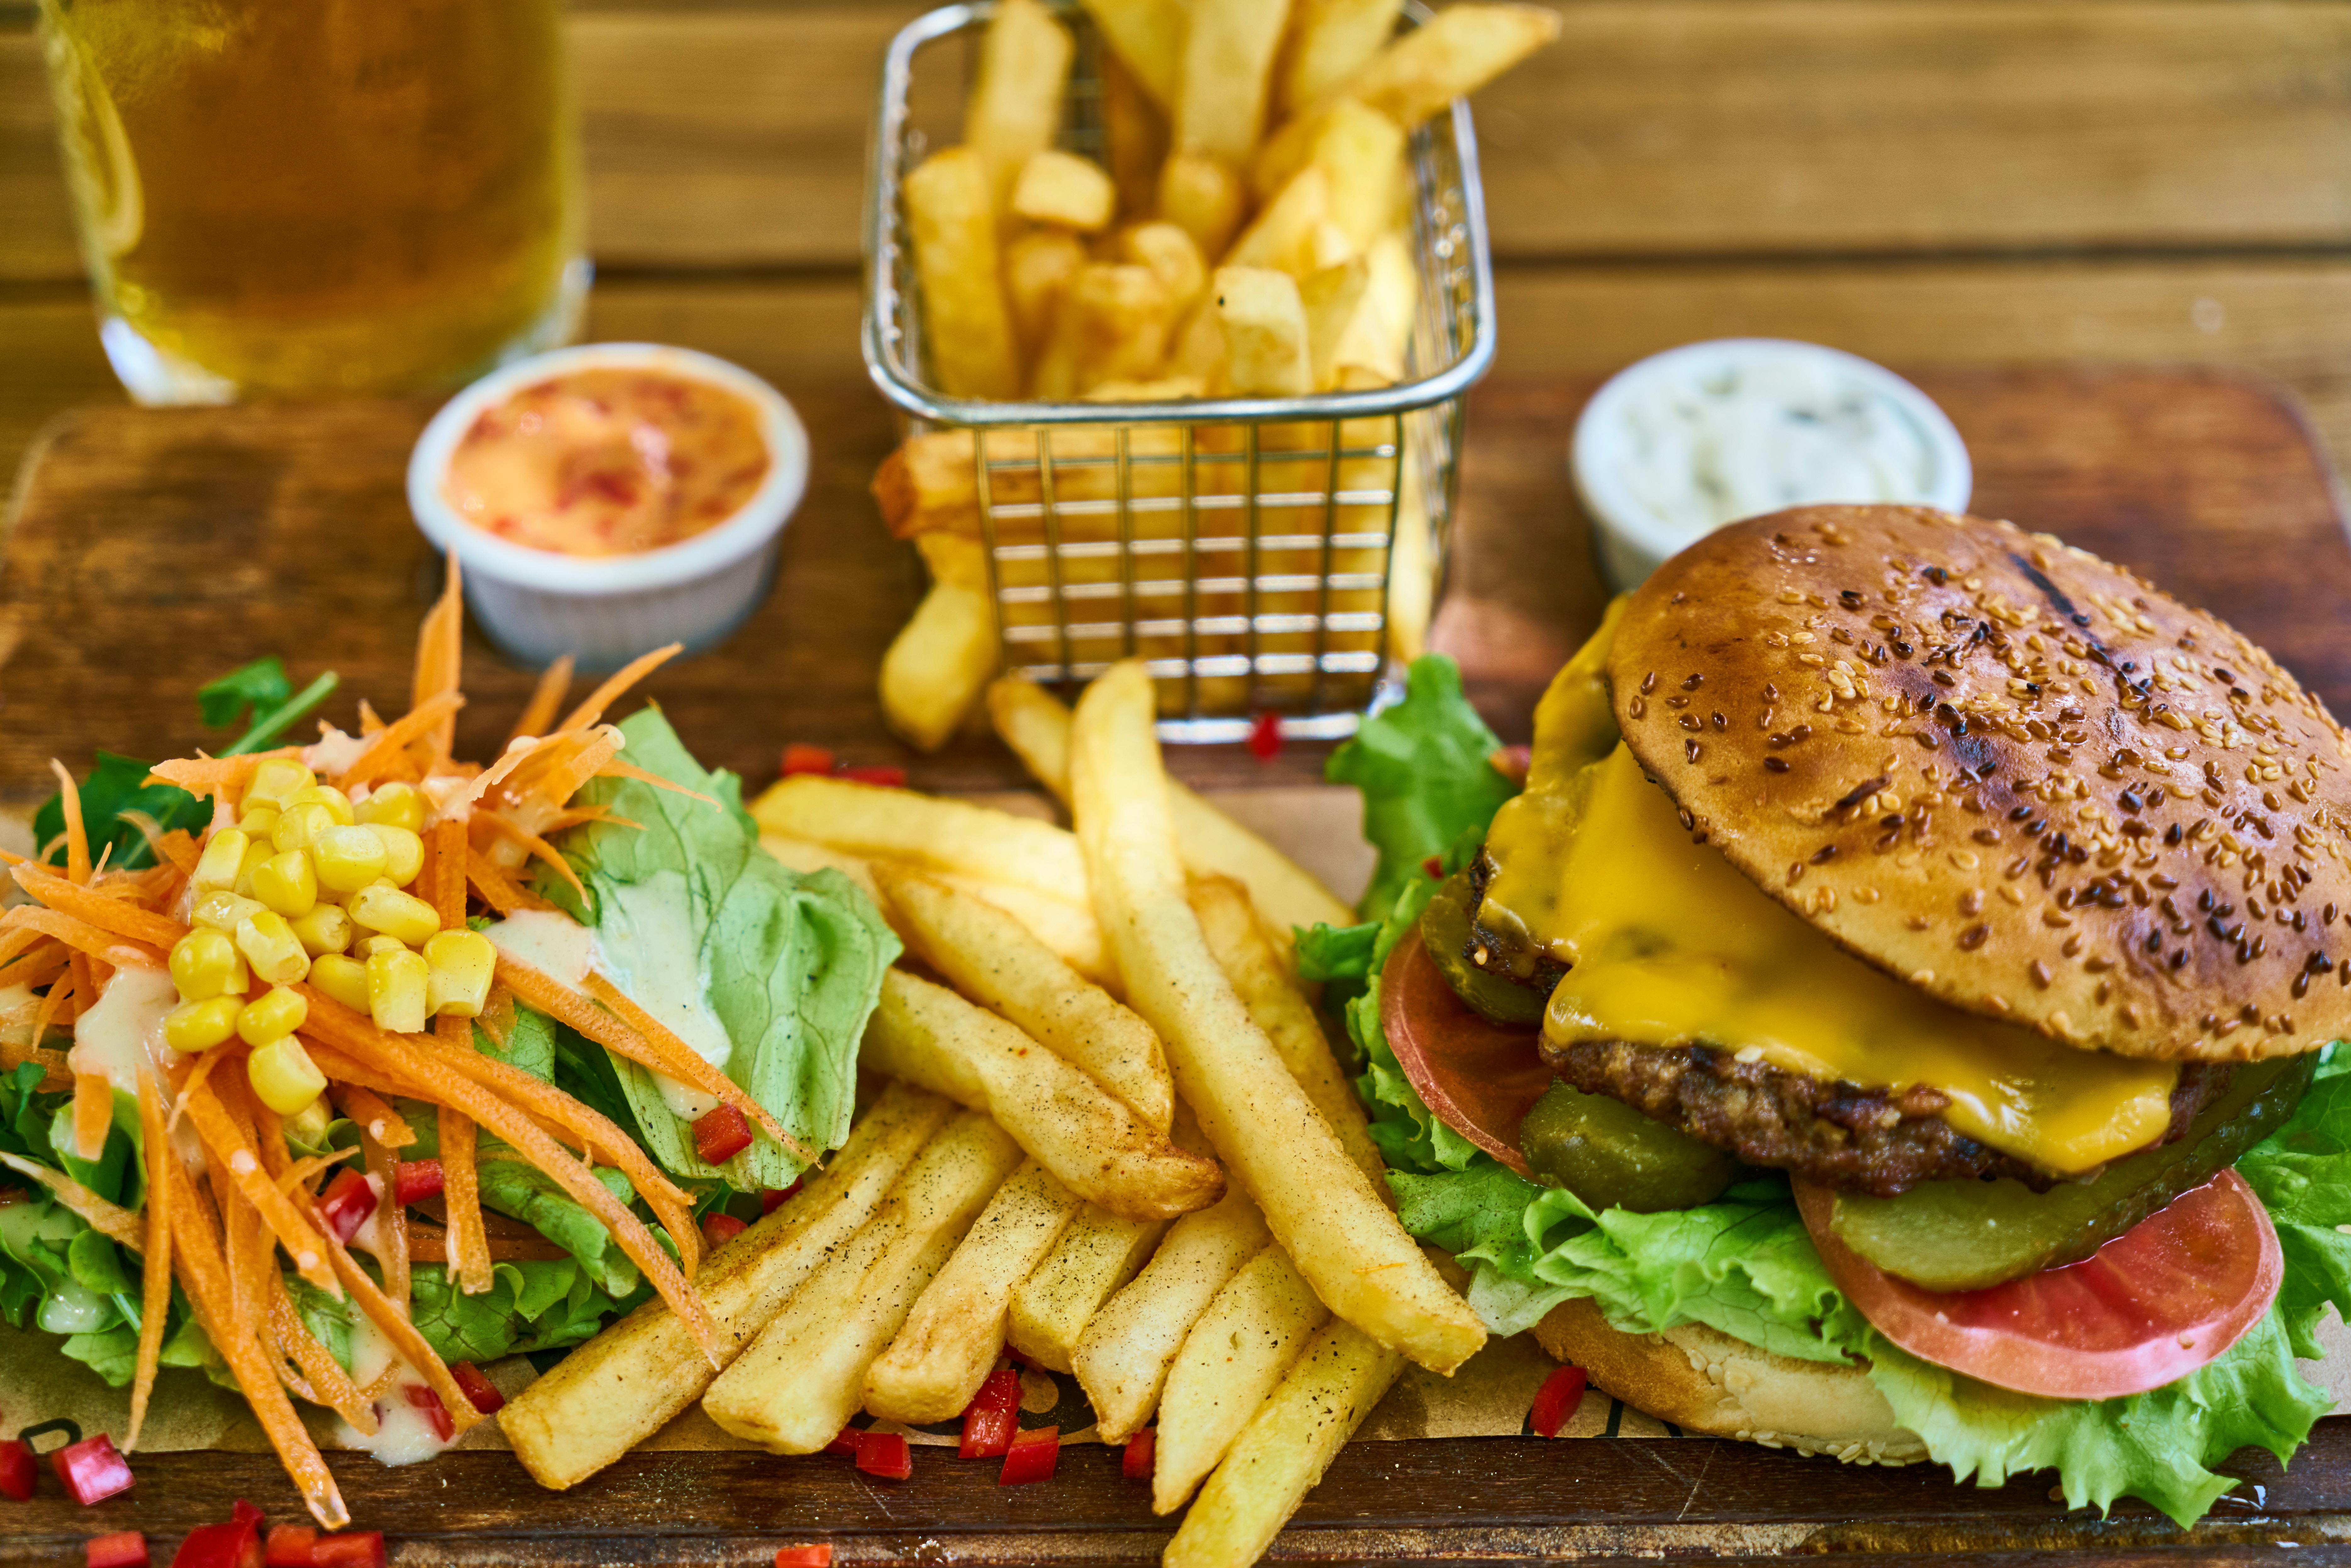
[1305,653,2351,1526]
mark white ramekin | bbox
[407,342,809,670]
[1570,339,1972,593]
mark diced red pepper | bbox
[232,1503,264,1529]
[170,1508,261,1568]
[1528,1363,1587,1438]
[404,1383,455,1443]
[823,1426,862,1457]
[0,1437,35,1500]
[53,1435,133,1505]
[1122,1428,1155,1480]
[393,1159,444,1205]
[998,1426,1059,1487]
[853,1431,911,1481]
[308,1533,384,1568]
[781,744,836,777]
[836,765,907,789]
[761,1177,805,1215]
[1247,712,1283,761]
[702,1212,748,1249]
[86,1530,148,1568]
[262,1525,314,1567]
[1422,854,1444,879]
[1489,744,1533,786]
[693,1103,753,1166]
[774,1548,833,1568]
[314,1168,379,1245]
[958,1366,1022,1459]
[449,1361,505,1417]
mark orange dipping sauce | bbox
[441,367,771,557]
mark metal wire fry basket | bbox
[863,0,1497,741]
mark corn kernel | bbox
[356,782,425,834]
[237,805,282,840]
[230,837,275,900]
[164,994,243,1054]
[242,758,314,812]
[247,1037,327,1116]
[236,985,309,1046]
[286,1095,334,1149]
[311,825,390,893]
[424,929,496,1018]
[289,903,354,957]
[310,953,371,1014]
[191,828,249,892]
[167,929,245,1001]
[366,947,430,1034]
[190,890,265,933]
[272,802,337,854]
[349,883,441,947]
[365,824,425,888]
[250,848,319,918]
[288,784,355,827]
[235,911,310,986]
[354,933,408,959]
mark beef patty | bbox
[1537,1034,2234,1197]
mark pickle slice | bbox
[1420,868,1548,1027]
[1521,1080,1744,1213]
[1829,1054,2313,1292]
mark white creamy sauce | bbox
[421,774,474,826]
[68,966,179,1102]
[302,727,372,778]
[481,908,596,987]
[588,870,731,1120]
[1607,353,1941,545]
[333,1314,456,1467]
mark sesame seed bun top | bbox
[1607,504,2351,1062]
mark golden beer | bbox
[39,0,584,402]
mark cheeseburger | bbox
[1322,504,2351,1521]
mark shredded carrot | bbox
[317,1225,484,1433]
[147,827,203,877]
[336,691,465,791]
[49,758,91,885]
[358,1127,410,1312]
[430,818,467,928]
[475,983,516,1048]
[554,644,682,736]
[406,1222,570,1264]
[248,1093,292,1184]
[437,1105,493,1296]
[0,1149,141,1248]
[524,728,626,812]
[159,1132,349,1529]
[178,1078,340,1297]
[274,1148,360,1197]
[357,699,385,736]
[412,557,466,767]
[71,1072,112,1163]
[463,845,549,915]
[510,655,575,743]
[1,906,164,969]
[467,732,557,811]
[332,1084,415,1149]
[222,1161,263,1332]
[29,972,76,1061]
[266,1269,376,1433]
[471,810,587,902]
[593,756,720,807]
[13,864,187,951]
[147,750,299,805]
[579,967,814,1163]
[167,1040,236,1133]
[128,1069,173,1450]
[0,924,55,971]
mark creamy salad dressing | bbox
[302,727,371,778]
[334,1315,456,1467]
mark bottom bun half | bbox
[1531,1298,1929,1466]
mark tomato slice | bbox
[1379,931,1553,1177]
[1796,1169,2281,1400]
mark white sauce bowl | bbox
[1571,339,1971,592]
[407,342,809,670]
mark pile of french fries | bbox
[874,0,1563,750]
[497,669,1490,1566]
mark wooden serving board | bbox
[5,367,2351,1566]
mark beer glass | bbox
[38,0,586,403]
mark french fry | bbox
[703,1110,1023,1451]
[1116,222,1208,319]
[1156,152,1247,262]
[1070,1186,1268,1442]
[1031,262,1178,400]
[1189,874,1386,1190]
[861,969,1221,1221]
[861,1159,1083,1423]
[1101,48,1170,219]
[985,673,1354,953]
[1214,267,1315,398]
[1079,0,1183,109]
[1161,1320,1406,1568]
[1340,2,1563,130]
[1174,0,1294,163]
[880,535,997,751]
[966,0,1075,206]
[1011,149,1117,232]
[1279,0,1408,117]
[762,835,1115,989]
[874,865,1171,1130]
[1167,298,1229,394]
[1226,168,1332,277]
[902,147,1021,400]
[750,773,1091,906]
[1309,98,1407,248]
[1330,229,1416,385]
[1071,662,1483,1373]
[1008,1205,1167,1371]
[1004,227,1089,362]
[499,1083,956,1488]
[1153,1242,1330,1513]
[1301,257,1372,391]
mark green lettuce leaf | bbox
[1324,655,1516,920]
[408,1259,648,1366]
[541,708,898,1191]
